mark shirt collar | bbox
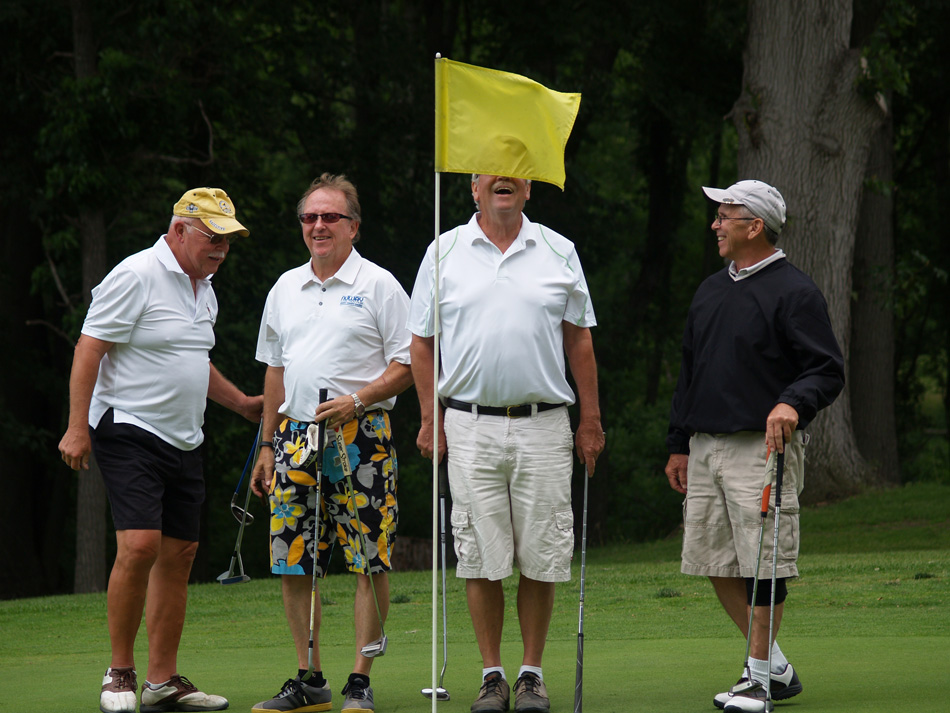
[300,247,361,288]
[729,249,785,282]
[156,235,214,282]
[468,212,537,250]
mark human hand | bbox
[766,403,799,453]
[251,447,275,501]
[665,454,689,494]
[59,427,92,471]
[575,421,605,476]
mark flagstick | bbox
[430,157,443,713]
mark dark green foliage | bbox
[0,0,946,598]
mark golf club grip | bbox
[316,388,329,471]
[775,450,785,510]
[760,483,772,516]
[438,458,448,496]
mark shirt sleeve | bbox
[81,265,148,344]
[407,243,436,337]
[666,312,694,454]
[776,288,845,426]
[380,275,412,365]
[255,289,284,367]
[563,245,597,327]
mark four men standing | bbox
[60,175,844,713]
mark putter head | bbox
[217,570,251,585]
[421,687,450,701]
[230,502,255,525]
[359,634,388,658]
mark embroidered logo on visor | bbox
[207,219,226,231]
[340,296,364,308]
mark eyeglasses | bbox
[298,212,352,225]
[186,223,230,245]
[714,213,758,225]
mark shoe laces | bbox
[276,679,302,699]
[517,673,541,695]
[343,681,368,700]
[110,668,136,690]
[481,673,505,695]
[169,675,198,694]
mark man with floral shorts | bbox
[250,174,411,713]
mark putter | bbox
[228,429,260,525]
[217,423,263,584]
[739,449,774,679]
[766,449,786,709]
[574,465,590,713]
[422,458,450,701]
[303,389,329,681]
[333,424,388,657]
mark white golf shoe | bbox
[100,667,137,713]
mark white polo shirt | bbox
[408,213,596,406]
[83,236,217,451]
[256,248,411,421]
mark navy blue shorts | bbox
[91,409,205,541]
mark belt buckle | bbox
[506,405,525,418]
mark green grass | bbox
[2,483,948,712]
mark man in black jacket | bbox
[665,180,845,713]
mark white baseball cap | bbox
[702,180,786,235]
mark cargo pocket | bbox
[554,507,574,568]
[451,509,479,568]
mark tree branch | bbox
[26,320,75,347]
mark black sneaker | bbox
[252,678,332,712]
[472,672,510,713]
[513,673,549,713]
[341,678,375,712]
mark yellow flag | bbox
[435,58,581,190]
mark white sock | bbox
[483,667,505,681]
[518,665,543,681]
[145,679,171,689]
[770,641,789,673]
[748,657,770,686]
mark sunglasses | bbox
[187,223,230,245]
[298,212,352,225]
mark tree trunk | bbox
[850,111,899,485]
[71,0,109,593]
[735,0,886,501]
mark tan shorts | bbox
[681,431,805,579]
[444,406,575,582]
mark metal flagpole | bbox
[431,52,443,713]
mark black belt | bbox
[444,398,564,418]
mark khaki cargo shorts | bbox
[681,431,805,580]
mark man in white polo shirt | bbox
[58,187,263,713]
[250,173,412,713]
[408,174,605,713]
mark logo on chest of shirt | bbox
[340,295,365,308]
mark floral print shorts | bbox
[268,410,398,576]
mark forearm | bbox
[563,324,602,425]
[410,335,438,424]
[261,366,286,438]
[67,335,112,430]
[355,361,413,409]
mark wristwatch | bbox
[351,393,366,418]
